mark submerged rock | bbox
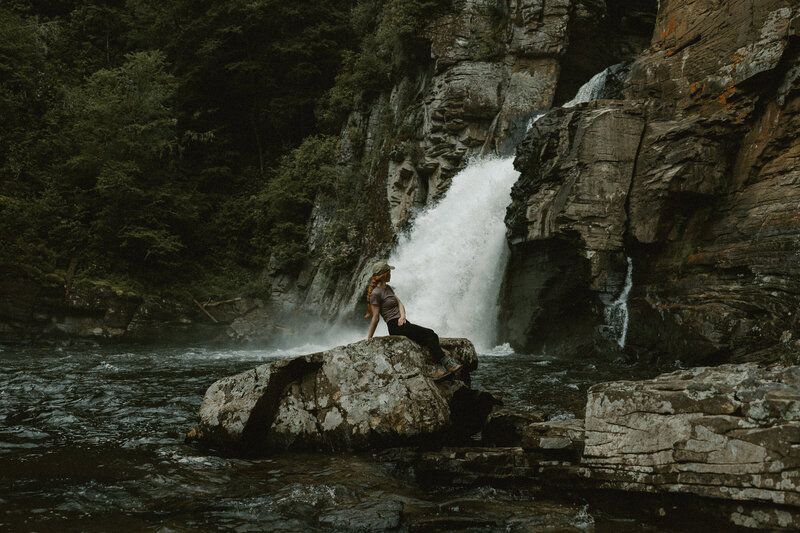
[187,337,492,452]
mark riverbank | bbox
[186,337,800,531]
[0,267,283,345]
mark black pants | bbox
[387,318,444,364]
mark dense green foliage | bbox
[0,0,449,298]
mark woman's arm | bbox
[367,304,381,339]
[397,299,406,326]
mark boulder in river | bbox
[580,362,800,530]
[186,336,493,452]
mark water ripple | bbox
[0,343,666,531]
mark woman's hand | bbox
[397,299,406,326]
[397,317,406,326]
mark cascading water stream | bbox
[562,68,609,108]
[604,257,634,348]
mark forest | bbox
[0,0,449,300]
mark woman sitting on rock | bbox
[365,261,461,381]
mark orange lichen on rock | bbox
[686,253,714,266]
[718,80,736,105]
[661,17,676,39]
[689,82,706,96]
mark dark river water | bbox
[1,340,678,532]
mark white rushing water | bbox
[379,68,616,352]
[603,257,634,348]
[386,157,520,351]
[563,68,609,108]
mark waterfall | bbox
[387,157,519,351]
[378,66,613,352]
[603,257,633,348]
[563,68,609,108]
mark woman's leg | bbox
[390,320,444,363]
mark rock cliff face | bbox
[503,0,800,363]
[263,0,658,329]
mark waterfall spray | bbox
[387,157,519,351]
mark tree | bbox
[61,50,190,271]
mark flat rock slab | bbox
[187,336,482,452]
[581,363,800,511]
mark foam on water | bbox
[483,343,516,357]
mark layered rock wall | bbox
[504,0,800,363]
[263,0,658,330]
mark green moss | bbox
[470,0,508,61]
[44,272,64,285]
[71,276,147,299]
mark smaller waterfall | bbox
[603,257,633,348]
[563,68,609,108]
[525,112,545,131]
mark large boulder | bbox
[581,363,800,514]
[186,337,490,452]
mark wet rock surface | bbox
[382,361,800,530]
[582,363,800,509]
[187,337,492,452]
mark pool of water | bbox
[0,341,670,531]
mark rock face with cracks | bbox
[581,363,800,520]
[187,337,488,451]
[503,0,800,363]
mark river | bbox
[0,340,689,532]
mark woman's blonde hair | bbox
[365,270,391,318]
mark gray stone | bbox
[187,337,485,451]
[581,363,800,508]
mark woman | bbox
[365,261,462,381]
